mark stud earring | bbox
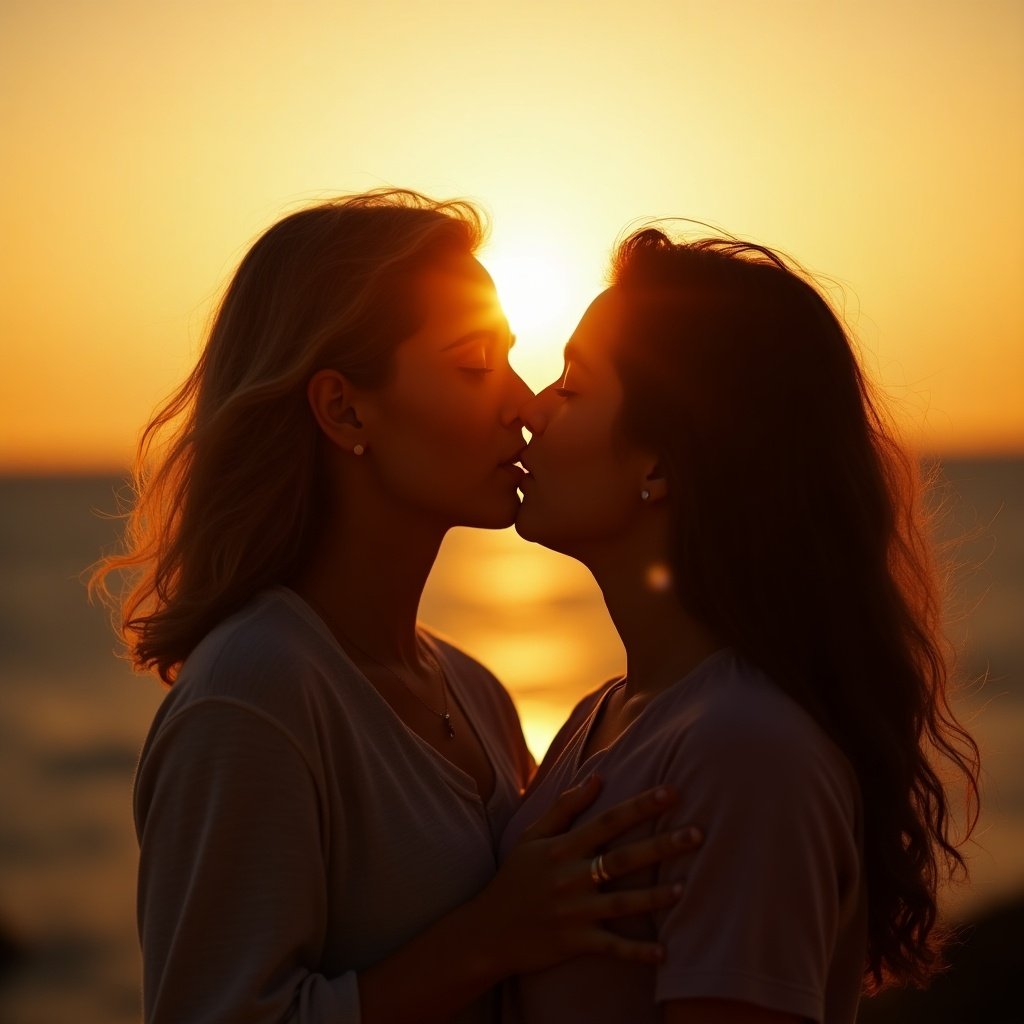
[353,444,366,456]
[640,489,651,501]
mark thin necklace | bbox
[339,629,455,740]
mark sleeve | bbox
[133,698,360,1024]
[652,713,860,1022]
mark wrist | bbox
[449,888,509,987]
[357,889,509,1023]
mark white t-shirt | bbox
[134,587,533,1024]
[499,648,867,1024]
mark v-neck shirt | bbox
[499,648,867,1024]
[134,587,533,1024]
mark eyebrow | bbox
[442,329,515,352]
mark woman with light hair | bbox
[92,192,702,1024]
[504,226,980,1023]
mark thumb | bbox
[520,774,602,842]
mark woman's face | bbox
[359,255,532,530]
[515,289,656,555]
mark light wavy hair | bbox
[91,189,486,683]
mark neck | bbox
[292,489,446,666]
[582,538,722,700]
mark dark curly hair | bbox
[609,226,980,991]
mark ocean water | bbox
[0,459,1021,1023]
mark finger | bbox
[520,774,603,842]
[560,786,677,856]
[598,825,703,880]
[582,930,666,965]
[588,882,685,921]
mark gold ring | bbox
[590,853,612,885]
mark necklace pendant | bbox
[443,712,455,740]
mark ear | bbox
[306,369,368,453]
[642,459,669,503]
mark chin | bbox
[459,494,520,531]
[515,500,599,560]
[514,502,559,548]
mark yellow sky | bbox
[2,0,1022,471]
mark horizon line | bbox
[2,448,1024,479]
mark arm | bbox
[137,703,701,1024]
[359,776,700,1022]
[648,701,860,1022]
[135,701,342,1024]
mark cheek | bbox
[401,385,493,459]
[560,465,636,534]
[518,412,637,544]
[374,381,500,500]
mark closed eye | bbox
[554,362,575,397]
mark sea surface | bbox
[0,458,1021,1023]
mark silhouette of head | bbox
[519,225,979,990]
[100,190,530,680]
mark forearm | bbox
[356,893,503,1024]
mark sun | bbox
[480,235,600,392]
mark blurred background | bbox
[1,2,1021,1021]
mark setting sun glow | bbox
[1,14,1021,1006]
[481,235,599,391]
[2,2,1022,470]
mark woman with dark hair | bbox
[504,227,980,1023]
[91,194,702,1024]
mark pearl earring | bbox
[353,444,366,456]
[640,489,651,501]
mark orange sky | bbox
[2,0,1022,471]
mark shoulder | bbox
[137,592,343,808]
[157,588,354,737]
[677,653,838,759]
[667,652,859,821]
[182,590,327,688]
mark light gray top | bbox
[134,586,533,1024]
[499,648,867,1024]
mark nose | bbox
[517,383,559,436]
[501,366,536,430]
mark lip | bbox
[497,444,527,468]
[512,454,535,488]
[497,444,530,485]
